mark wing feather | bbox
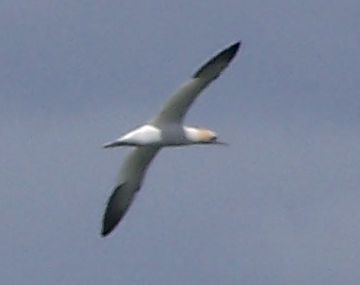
[101,146,160,236]
[152,42,240,126]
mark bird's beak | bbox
[213,140,229,146]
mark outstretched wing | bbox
[101,146,160,237]
[151,42,241,126]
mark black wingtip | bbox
[101,183,130,238]
[101,215,116,237]
[222,41,241,62]
[101,227,111,237]
[232,41,241,51]
[192,41,242,79]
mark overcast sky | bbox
[1,0,360,284]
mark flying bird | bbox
[101,41,241,236]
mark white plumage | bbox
[101,42,241,236]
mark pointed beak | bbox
[213,140,229,146]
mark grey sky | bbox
[1,0,360,284]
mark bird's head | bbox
[184,127,227,145]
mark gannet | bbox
[101,42,241,236]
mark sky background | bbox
[1,0,360,284]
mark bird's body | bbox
[103,124,217,147]
[101,42,241,236]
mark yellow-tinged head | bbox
[184,127,226,145]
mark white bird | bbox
[101,42,241,236]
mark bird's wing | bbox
[151,42,240,126]
[102,146,160,236]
